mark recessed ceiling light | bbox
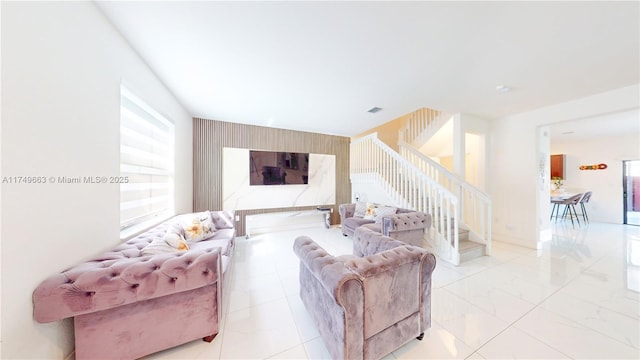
[495,85,511,94]
[367,107,383,113]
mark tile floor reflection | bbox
[143,222,640,359]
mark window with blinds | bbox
[120,86,174,230]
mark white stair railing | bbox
[351,133,461,265]
[399,141,492,255]
[400,108,454,147]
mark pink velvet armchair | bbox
[293,228,436,360]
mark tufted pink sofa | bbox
[339,202,432,247]
[33,210,236,360]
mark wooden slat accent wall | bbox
[193,117,351,236]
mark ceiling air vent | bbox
[367,107,383,114]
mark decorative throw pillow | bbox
[164,230,189,251]
[211,210,234,229]
[177,212,216,242]
[141,231,189,256]
[373,206,398,223]
[363,203,381,220]
[354,201,367,218]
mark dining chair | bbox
[556,193,584,227]
[550,197,564,221]
[578,191,592,222]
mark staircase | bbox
[437,209,487,263]
[350,108,491,266]
[399,140,491,263]
[399,107,452,147]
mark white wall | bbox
[490,84,639,249]
[551,132,640,223]
[429,114,489,192]
[0,2,192,359]
[460,114,490,192]
[537,126,553,242]
[465,133,484,190]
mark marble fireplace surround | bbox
[223,147,336,211]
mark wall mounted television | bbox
[249,150,310,185]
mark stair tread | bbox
[458,239,485,252]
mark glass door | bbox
[623,160,640,226]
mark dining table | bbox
[550,190,581,201]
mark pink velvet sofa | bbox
[33,210,235,359]
[339,202,431,247]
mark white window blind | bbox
[120,86,174,229]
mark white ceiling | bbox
[549,108,640,141]
[419,108,640,158]
[96,1,639,137]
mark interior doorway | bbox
[623,160,640,226]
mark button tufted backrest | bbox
[383,212,430,233]
[353,226,407,257]
[34,247,221,323]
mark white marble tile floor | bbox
[143,222,640,359]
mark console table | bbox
[245,208,331,238]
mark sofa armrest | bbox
[33,248,222,323]
[419,251,437,332]
[382,212,431,236]
[293,236,365,359]
[338,203,356,221]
